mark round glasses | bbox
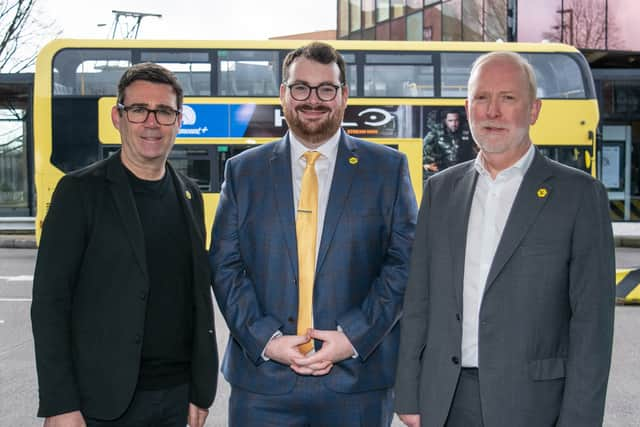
[117,103,181,126]
[285,83,343,102]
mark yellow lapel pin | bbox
[537,188,548,198]
[349,156,358,165]
[185,190,192,200]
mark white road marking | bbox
[0,275,33,282]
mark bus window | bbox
[53,49,132,96]
[217,50,280,96]
[342,53,358,97]
[364,53,434,97]
[140,51,212,96]
[168,147,212,191]
[525,53,587,99]
[441,52,480,97]
[538,146,590,173]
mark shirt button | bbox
[288,316,295,324]
[139,291,146,300]
[452,356,460,365]
[135,334,142,344]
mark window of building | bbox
[407,11,424,40]
[484,0,507,41]
[608,0,640,50]
[462,0,483,41]
[407,0,422,13]
[350,0,362,32]
[391,0,405,18]
[0,108,27,212]
[442,0,462,41]
[217,50,279,96]
[339,0,350,38]
[376,21,391,38]
[377,0,390,22]
[424,4,442,40]
[390,16,407,39]
[516,0,561,43]
[364,53,434,97]
[363,0,376,28]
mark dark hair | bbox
[442,110,460,119]
[282,42,346,85]
[117,62,184,110]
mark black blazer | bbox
[31,152,218,419]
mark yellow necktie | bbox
[296,151,321,354]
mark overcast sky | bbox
[39,0,337,40]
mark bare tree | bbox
[543,0,620,49]
[0,0,60,73]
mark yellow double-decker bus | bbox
[34,39,598,242]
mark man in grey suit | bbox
[394,51,615,427]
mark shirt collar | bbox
[474,143,535,180]
[289,129,341,163]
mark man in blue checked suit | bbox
[210,42,418,426]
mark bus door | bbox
[601,125,633,220]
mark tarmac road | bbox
[1,247,638,426]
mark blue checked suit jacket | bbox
[210,131,417,395]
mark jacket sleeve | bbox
[335,154,418,360]
[31,176,89,417]
[209,159,282,364]
[557,179,615,426]
[394,176,432,415]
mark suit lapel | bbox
[484,150,553,294]
[106,153,148,280]
[170,164,211,300]
[270,135,298,276]
[316,132,357,274]
[449,164,478,311]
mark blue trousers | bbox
[229,375,393,427]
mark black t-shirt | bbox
[126,168,194,390]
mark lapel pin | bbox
[537,188,548,198]
[349,156,358,165]
[185,190,192,200]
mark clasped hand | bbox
[264,328,355,376]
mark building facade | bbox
[338,0,640,221]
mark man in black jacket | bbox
[31,62,218,427]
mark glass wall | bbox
[0,108,27,213]
[338,0,640,47]
[442,0,462,41]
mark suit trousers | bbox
[229,376,393,427]
[85,383,189,427]
[445,368,485,427]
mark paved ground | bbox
[1,247,638,426]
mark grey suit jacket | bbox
[394,149,615,427]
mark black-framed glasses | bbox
[117,103,181,126]
[285,83,343,102]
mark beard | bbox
[284,103,344,145]
[470,122,529,154]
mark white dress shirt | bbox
[260,130,341,360]
[290,130,341,259]
[461,144,535,367]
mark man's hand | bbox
[187,403,209,427]
[399,413,421,427]
[43,411,86,427]
[291,329,355,375]
[264,334,309,366]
